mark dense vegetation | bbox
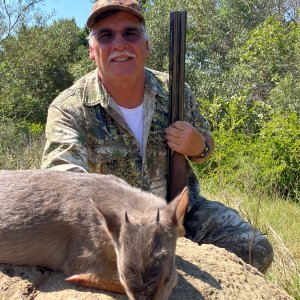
[1,0,299,201]
[144,0,300,202]
[0,0,299,297]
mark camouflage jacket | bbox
[41,68,211,200]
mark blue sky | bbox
[38,0,93,28]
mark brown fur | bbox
[0,170,189,300]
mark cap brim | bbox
[86,5,145,29]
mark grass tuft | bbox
[200,177,300,299]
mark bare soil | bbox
[0,238,292,300]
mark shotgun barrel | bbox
[167,11,188,202]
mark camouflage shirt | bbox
[41,68,211,199]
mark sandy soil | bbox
[0,238,293,300]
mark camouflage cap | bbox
[86,0,145,29]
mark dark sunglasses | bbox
[91,27,144,44]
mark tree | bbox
[143,0,293,99]
[0,0,44,44]
[224,17,300,116]
[0,19,87,122]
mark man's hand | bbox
[165,121,207,157]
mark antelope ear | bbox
[89,199,122,246]
[167,187,189,226]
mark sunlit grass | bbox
[201,177,300,300]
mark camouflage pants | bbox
[184,195,274,274]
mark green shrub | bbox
[255,113,300,200]
[0,120,45,169]
[197,97,299,201]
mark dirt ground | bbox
[0,238,293,300]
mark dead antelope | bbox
[0,170,188,300]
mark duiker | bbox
[0,170,188,300]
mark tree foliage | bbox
[227,18,300,107]
[0,0,299,200]
[142,0,300,200]
[0,0,44,44]
[0,19,90,122]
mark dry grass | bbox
[201,177,300,300]
[266,223,300,299]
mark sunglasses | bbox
[91,27,144,44]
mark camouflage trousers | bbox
[184,195,274,274]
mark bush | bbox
[255,113,300,200]
[196,95,299,201]
[0,120,45,169]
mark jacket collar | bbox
[82,68,167,107]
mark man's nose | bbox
[111,32,127,46]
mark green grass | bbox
[201,177,300,300]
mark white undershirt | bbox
[118,103,144,156]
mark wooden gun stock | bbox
[167,11,188,202]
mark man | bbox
[41,0,273,273]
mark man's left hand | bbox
[165,121,206,157]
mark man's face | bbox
[89,11,150,83]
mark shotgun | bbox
[167,11,188,202]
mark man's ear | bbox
[89,45,95,61]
